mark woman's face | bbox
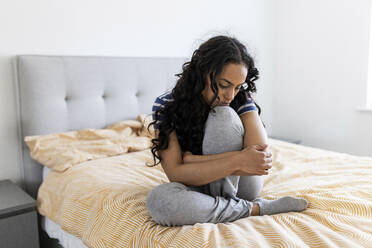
[202,63,248,107]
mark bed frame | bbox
[15,55,187,247]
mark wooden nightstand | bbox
[0,179,39,248]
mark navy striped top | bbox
[152,91,257,129]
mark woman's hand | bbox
[233,144,273,176]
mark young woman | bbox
[146,35,308,227]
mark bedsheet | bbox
[42,215,87,248]
[37,138,372,247]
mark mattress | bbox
[42,166,88,248]
[36,139,372,247]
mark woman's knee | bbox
[203,106,244,154]
[146,182,183,214]
[146,182,190,226]
[206,106,244,133]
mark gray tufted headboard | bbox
[16,55,187,199]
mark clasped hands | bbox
[232,144,273,176]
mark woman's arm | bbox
[239,111,268,148]
[159,131,240,186]
[182,150,239,163]
[183,149,263,177]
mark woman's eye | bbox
[219,84,229,89]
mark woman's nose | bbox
[224,89,235,101]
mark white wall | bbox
[271,0,372,156]
[4,0,370,185]
[0,0,273,183]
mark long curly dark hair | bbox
[148,35,262,166]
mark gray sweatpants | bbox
[146,106,264,226]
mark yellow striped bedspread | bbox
[37,138,372,247]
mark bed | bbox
[16,55,372,248]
